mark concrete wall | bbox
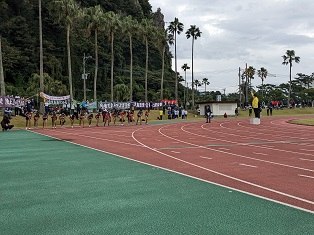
[198,102,237,116]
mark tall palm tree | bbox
[0,36,5,97]
[157,29,173,100]
[168,18,184,102]
[193,79,201,94]
[39,0,44,113]
[122,15,138,101]
[140,18,154,102]
[186,25,202,109]
[51,0,80,102]
[245,66,255,94]
[257,67,268,98]
[202,77,210,93]
[104,11,121,102]
[181,63,190,106]
[85,5,104,103]
[282,50,300,105]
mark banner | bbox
[0,96,26,108]
[40,92,70,101]
[98,102,163,110]
[161,99,177,105]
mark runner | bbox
[42,113,48,129]
[25,111,32,130]
[136,109,143,125]
[119,110,126,125]
[144,110,150,124]
[51,112,57,129]
[33,111,40,129]
[59,113,66,127]
[95,112,101,127]
[69,113,76,128]
[79,110,86,128]
[87,113,93,127]
[104,110,111,126]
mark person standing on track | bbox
[251,92,260,118]
[205,105,212,123]
[136,109,143,125]
[42,113,48,128]
[144,110,150,124]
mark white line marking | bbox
[261,145,275,148]
[154,127,314,206]
[300,149,314,152]
[218,148,230,151]
[299,158,314,162]
[170,151,180,154]
[239,163,257,168]
[200,156,212,160]
[299,175,314,179]
[253,152,268,156]
[31,130,314,214]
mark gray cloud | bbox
[150,0,314,93]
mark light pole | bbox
[82,53,92,101]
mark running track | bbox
[33,117,314,213]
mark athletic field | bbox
[1,117,313,234]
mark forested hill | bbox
[0,0,177,102]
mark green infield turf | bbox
[0,131,313,234]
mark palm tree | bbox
[140,18,154,102]
[186,25,202,109]
[282,50,300,105]
[51,0,80,102]
[257,67,268,98]
[0,36,5,97]
[168,18,184,102]
[156,29,172,100]
[122,16,138,101]
[202,77,210,93]
[181,63,190,106]
[193,79,202,102]
[104,11,121,102]
[85,5,104,103]
[38,0,44,113]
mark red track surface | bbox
[33,116,314,213]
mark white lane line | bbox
[200,156,212,160]
[261,145,275,148]
[299,158,314,162]
[218,147,230,151]
[170,151,180,154]
[299,174,314,179]
[239,163,257,168]
[300,149,314,152]
[253,152,268,156]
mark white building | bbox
[196,101,238,116]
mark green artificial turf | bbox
[0,131,313,234]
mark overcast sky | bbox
[149,0,314,94]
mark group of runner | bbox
[24,108,150,129]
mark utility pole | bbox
[238,67,241,107]
[245,63,248,106]
[82,53,92,101]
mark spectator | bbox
[1,115,14,131]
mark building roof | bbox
[196,101,237,104]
